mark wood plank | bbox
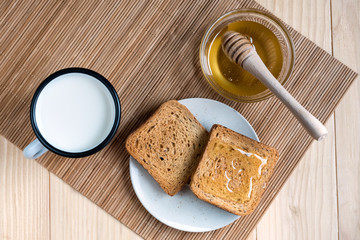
[256,0,338,239]
[50,173,142,240]
[259,0,332,54]
[0,136,50,240]
[332,0,360,238]
[257,117,338,239]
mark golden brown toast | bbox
[190,124,279,215]
[126,100,208,196]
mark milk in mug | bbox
[34,72,116,153]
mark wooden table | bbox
[0,0,358,239]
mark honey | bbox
[205,142,268,203]
[208,21,283,96]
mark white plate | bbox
[129,98,259,232]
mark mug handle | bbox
[23,139,48,159]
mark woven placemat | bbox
[0,0,357,239]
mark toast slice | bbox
[126,100,208,196]
[190,124,279,215]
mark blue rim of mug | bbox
[30,67,121,158]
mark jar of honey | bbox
[200,9,295,102]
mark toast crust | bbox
[190,124,279,215]
[126,100,208,196]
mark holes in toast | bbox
[214,158,222,170]
[167,168,171,171]
[160,157,164,161]
[213,142,217,150]
[147,125,156,133]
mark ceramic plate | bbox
[129,98,259,232]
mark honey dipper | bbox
[222,31,327,141]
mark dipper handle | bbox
[222,31,327,141]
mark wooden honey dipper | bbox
[222,31,327,141]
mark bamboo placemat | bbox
[0,0,357,239]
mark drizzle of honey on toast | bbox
[203,141,268,203]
